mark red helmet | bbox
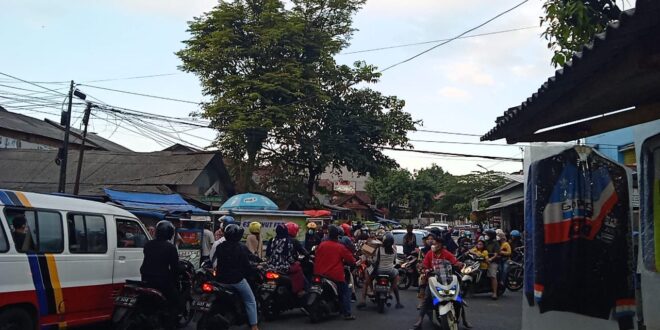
[285,222,300,238]
[341,223,351,237]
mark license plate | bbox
[114,295,137,307]
[262,282,276,291]
[309,286,323,294]
[191,299,212,311]
[375,285,389,292]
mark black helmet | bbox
[485,229,497,240]
[155,220,175,241]
[382,232,394,248]
[428,227,443,239]
[224,224,244,242]
[328,225,342,240]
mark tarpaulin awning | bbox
[104,188,208,219]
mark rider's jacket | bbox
[524,147,635,329]
[140,239,179,286]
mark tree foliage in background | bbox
[178,0,415,201]
[541,0,621,66]
[367,165,506,220]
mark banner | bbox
[177,228,203,268]
[237,216,308,241]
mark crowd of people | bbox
[139,217,524,330]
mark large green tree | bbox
[541,0,621,66]
[178,0,415,200]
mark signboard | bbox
[177,228,203,268]
[334,180,356,195]
[201,196,223,203]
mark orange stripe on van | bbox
[14,191,32,207]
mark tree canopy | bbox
[177,0,415,201]
[541,0,621,67]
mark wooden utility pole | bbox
[58,80,74,193]
[73,102,92,195]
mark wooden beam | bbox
[509,103,660,143]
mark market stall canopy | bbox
[481,0,660,143]
[104,188,208,218]
[220,193,279,211]
[303,210,332,218]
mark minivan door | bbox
[112,218,148,287]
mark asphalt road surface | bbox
[244,288,521,330]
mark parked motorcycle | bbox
[396,254,418,290]
[428,260,465,330]
[370,274,392,313]
[458,253,505,298]
[112,260,194,330]
[505,247,524,291]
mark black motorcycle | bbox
[370,274,392,313]
[260,255,314,320]
[458,252,505,298]
[396,254,418,290]
[112,260,194,330]
[505,247,524,291]
[305,271,345,323]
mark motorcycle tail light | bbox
[266,272,280,280]
[378,278,389,286]
[201,282,214,293]
[313,276,322,284]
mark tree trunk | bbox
[307,167,319,201]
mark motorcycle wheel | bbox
[505,267,524,291]
[262,297,280,321]
[377,298,385,314]
[398,273,411,290]
[114,311,144,330]
[306,293,323,323]
[196,314,230,330]
[432,309,458,330]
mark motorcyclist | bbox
[266,224,297,273]
[246,222,263,259]
[210,216,236,267]
[357,232,404,309]
[410,235,467,330]
[509,230,523,251]
[139,221,181,320]
[304,222,321,251]
[402,224,417,256]
[483,229,501,299]
[497,230,512,284]
[213,224,260,330]
[469,240,490,271]
[314,225,357,320]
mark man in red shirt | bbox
[314,225,356,320]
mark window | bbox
[0,218,8,253]
[641,133,660,272]
[68,214,107,253]
[4,208,63,253]
[116,219,148,248]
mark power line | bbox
[0,71,68,96]
[379,0,530,72]
[77,84,201,105]
[413,129,482,137]
[383,147,523,162]
[409,139,522,147]
[82,73,180,83]
[342,26,538,55]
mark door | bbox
[112,218,148,285]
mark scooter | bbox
[458,253,505,298]
[370,274,392,313]
[427,260,465,330]
[112,260,194,330]
[396,254,418,290]
[260,254,314,320]
[505,247,524,291]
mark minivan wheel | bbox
[0,308,34,330]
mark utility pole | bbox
[58,80,75,194]
[73,102,92,195]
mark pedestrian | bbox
[483,229,501,299]
[246,222,264,259]
[402,224,417,256]
[496,230,511,285]
[201,222,215,263]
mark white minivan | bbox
[0,190,148,329]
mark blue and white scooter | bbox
[427,260,468,330]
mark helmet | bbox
[155,220,175,241]
[220,216,236,230]
[248,222,261,234]
[428,227,443,240]
[341,223,351,237]
[510,230,521,238]
[307,222,317,230]
[382,233,394,248]
[485,229,497,240]
[224,224,244,242]
[285,222,300,238]
[328,225,342,240]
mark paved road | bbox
[251,288,521,330]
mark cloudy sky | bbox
[0,0,586,175]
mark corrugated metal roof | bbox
[0,149,219,195]
[482,1,660,142]
[0,109,130,152]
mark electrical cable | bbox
[409,139,522,147]
[379,0,530,73]
[342,26,539,55]
[383,147,523,162]
[77,84,201,105]
[0,71,68,96]
[413,129,483,137]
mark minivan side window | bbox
[116,219,148,248]
[0,218,8,253]
[68,214,108,253]
[4,208,63,253]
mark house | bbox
[0,149,235,202]
[473,180,524,231]
[0,107,130,152]
[328,191,374,221]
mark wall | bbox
[585,127,634,163]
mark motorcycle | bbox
[260,254,314,320]
[458,252,505,298]
[194,260,215,288]
[305,269,347,323]
[427,260,465,330]
[370,274,392,313]
[112,260,195,330]
[396,254,418,290]
[505,247,524,291]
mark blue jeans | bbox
[337,281,352,316]
[226,279,258,326]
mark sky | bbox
[0,0,578,175]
